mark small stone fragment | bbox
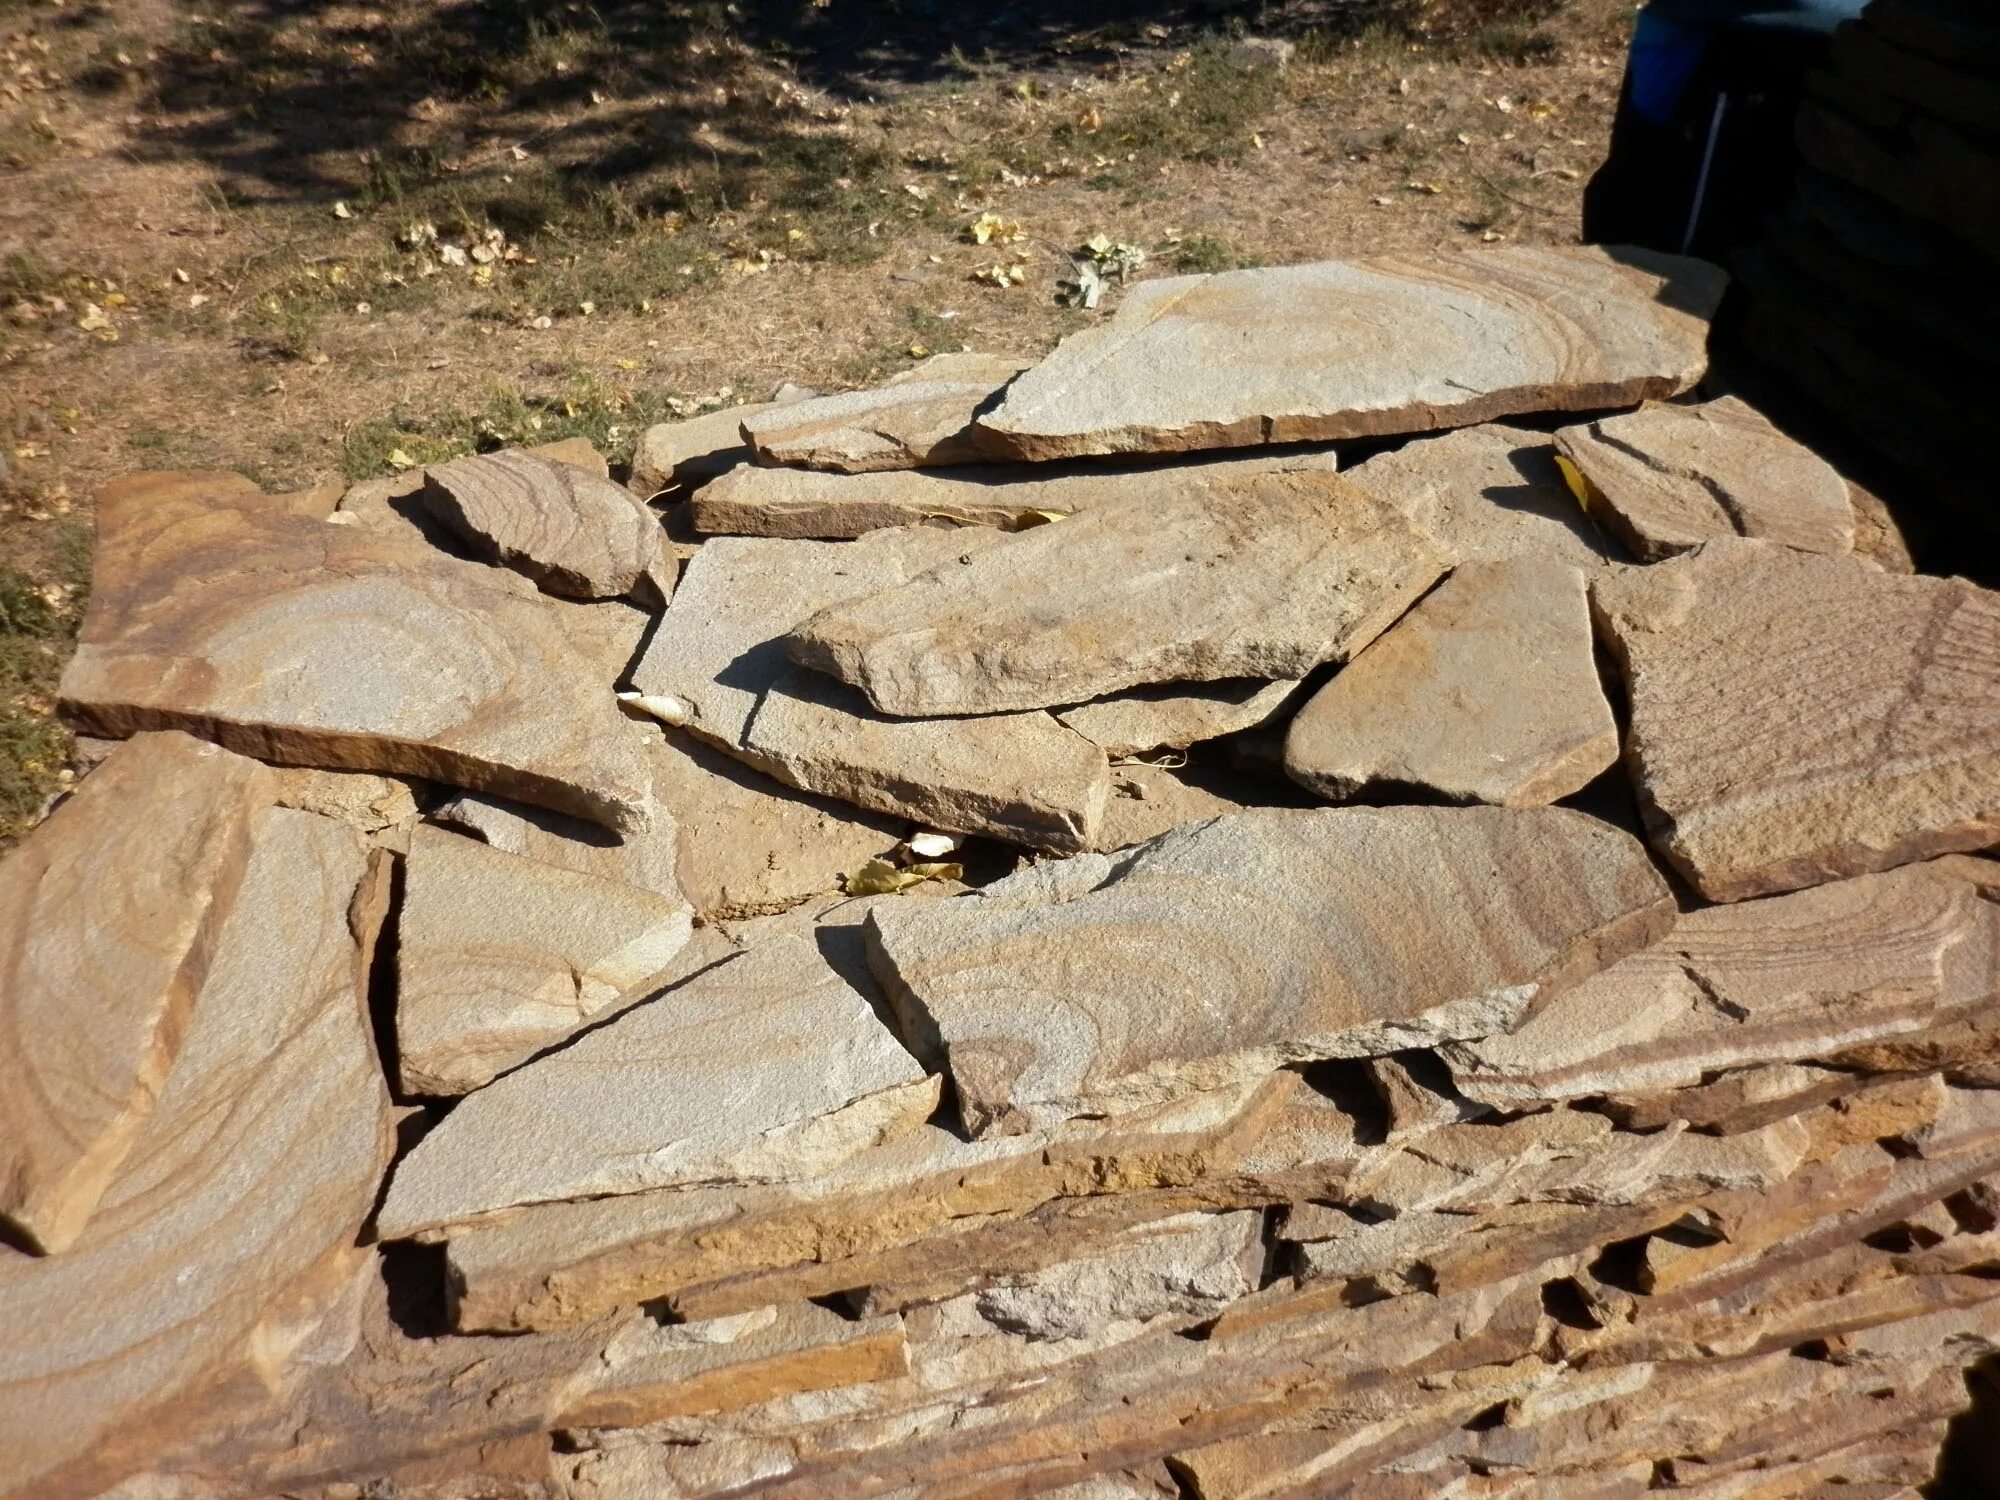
[866,805,1673,1137]
[1284,558,1618,808]
[1554,396,1857,561]
[973,247,1726,460]
[790,471,1447,717]
[629,386,818,497]
[421,449,666,600]
[742,352,1028,473]
[1592,538,2000,900]
[1057,680,1303,758]
[394,825,696,1096]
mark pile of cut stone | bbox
[4,244,1999,1500]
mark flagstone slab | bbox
[1057,679,1302,758]
[866,805,1674,1137]
[0,731,276,1254]
[630,527,1110,850]
[1554,396,1856,561]
[394,825,697,1096]
[630,387,818,497]
[742,352,1028,472]
[1591,538,2000,900]
[973,246,1726,460]
[1284,558,1617,807]
[57,471,655,833]
[790,470,1447,717]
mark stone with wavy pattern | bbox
[972,246,1726,461]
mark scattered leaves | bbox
[965,212,1024,246]
[843,857,963,896]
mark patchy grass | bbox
[340,375,683,481]
[0,520,89,840]
[1166,234,1260,274]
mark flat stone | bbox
[1057,680,1303,758]
[421,449,667,600]
[1442,857,2000,1107]
[0,731,276,1254]
[1591,538,2000,900]
[689,450,1338,539]
[630,528,1111,851]
[1340,423,1613,568]
[790,470,1448,717]
[743,352,1028,472]
[1554,396,1856,561]
[58,471,655,833]
[377,933,936,1237]
[270,766,420,834]
[0,807,392,1498]
[1284,558,1618,807]
[394,825,697,1096]
[1091,763,1249,853]
[866,805,1674,1137]
[630,387,818,497]
[973,247,1726,461]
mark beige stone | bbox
[689,449,1338,538]
[1090,763,1249,853]
[974,247,1726,460]
[630,527,1110,850]
[394,825,697,1096]
[59,471,655,833]
[630,387,817,497]
[790,470,1447,717]
[742,352,1027,472]
[1057,679,1302,757]
[421,449,666,600]
[1341,423,1613,568]
[271,766,420,833]
[1554,397,1855,561]
[0,807,392,1499]
[867,805,1673,1136]
[1592,538,2000,900]
[0,731,275,1254]
[1284,558,1618,807]
[377,934,935,1237]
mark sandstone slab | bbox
[974,246,1726,460]
[422,448,667,600]
[0,806,392,1499]
[1284,558,1618,807]
[742,352,1027,472]
[59,471,655,832]
[1341,423,1613,568]
[689,450,1338,539]
[1592,538,2000,900]
[630,527,1110,850]
[1091,762,1250,853]
[1554,396,1856,561]
[630,386,817,497]
[0,731,275,1254]
[867,805,1674,1136]
[394,825,697,1095]
[1056,679,1302,757]
[377,934,935,1237]
[790,470,1447,717]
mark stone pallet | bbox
[3,239,1998,1500]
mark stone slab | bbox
[0,731,275,1254]
[742,352,1027,472]
[1056,679,1303,757]
[1284,558,1618,807]
[790,470,1447,717]
[630,386,817,497]
[1591,538,2000,900]
[59,471,656,833]
[974,247,1726,460]
[1554,397,1856,561]
[866,805,1674,1136]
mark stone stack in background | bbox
[1735,0,1999,555]
[3,242,1999,1500]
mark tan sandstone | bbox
[741,352,1027,472]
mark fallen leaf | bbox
[1012,508,1069,529]
[385,447,418,471]
[332,200,354,219]
[843,858,964,896]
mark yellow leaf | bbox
[1553,453,1593,513]
[842,858,964,896]
[614,357,639,371]
[1012,508,1068,529]
[332,200,354,219]
[385,447,418,471]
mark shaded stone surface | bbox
[630,527,1110,850]
[422,449,666,600]
[974,247,1726,460]
[690,450,1338,538]
[790,470,1447,717]
[1592,538,2000,900]
[743,353,1028,472]
[394,825,697,1096]
[58,471,655,833]
[1554,396,1856,561]
[0,807,392,1499]
[1284,558,1618,807]
[1058,679,1303,757]
[0,731,275,1254]
[377,934,935,1237]
[867,805,1673,1137]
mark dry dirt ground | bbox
[0,0,1638,838]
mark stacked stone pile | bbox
[1737,0,1999,544]
[4,242,2000,1500]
